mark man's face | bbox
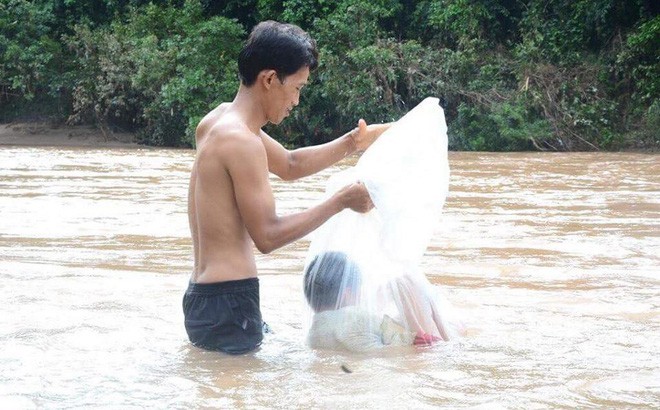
[269,66,309,125]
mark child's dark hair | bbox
[303,251,361,313]
[238,21,318,86]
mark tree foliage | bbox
[1,0,658,150]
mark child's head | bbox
[303,251,362,313]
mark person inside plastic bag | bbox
[303,251,463,352]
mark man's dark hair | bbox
[238,21,318,86]
[303,252,362,313]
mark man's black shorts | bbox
[183,278,263,354]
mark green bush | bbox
[65,0,243,146]
[450,101,546,151]
[0,0,656,150]
[0,0,66,119]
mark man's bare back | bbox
[189,103,259,283]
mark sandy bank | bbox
[0,122,140,148]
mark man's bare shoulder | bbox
[205,119,261,150]
[196,113,265,170]
[195,103,232,145]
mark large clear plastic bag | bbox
[303,98,464,352]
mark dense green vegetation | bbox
[1,0,658,150]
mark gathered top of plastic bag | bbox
[303,98,463,352]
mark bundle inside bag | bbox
[303,97,465,352]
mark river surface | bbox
[0,146,658,409]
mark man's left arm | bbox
[260,120,391,181]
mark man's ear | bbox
[260,69,278,89]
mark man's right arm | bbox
[224,132,373,254]
[259,129,355,181]
[260,120,392,181]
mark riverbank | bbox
[1,121,656,152]
[0,122,139,148]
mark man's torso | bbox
[188,103,260,283]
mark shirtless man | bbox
[182,21,390,354]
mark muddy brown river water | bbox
[0,147,658,408]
